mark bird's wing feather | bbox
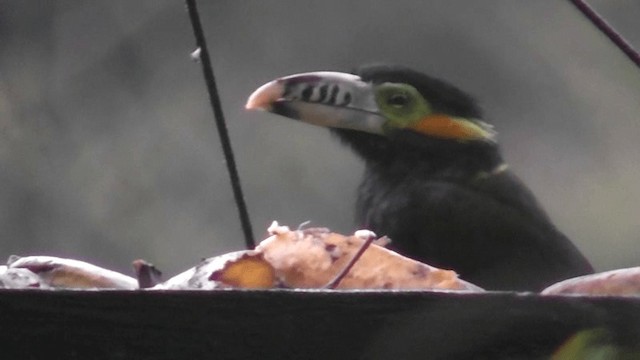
[368,175,592,290]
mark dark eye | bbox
[387,93,409,107]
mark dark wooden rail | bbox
[1,290,639,359]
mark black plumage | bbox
[331,65,593,290]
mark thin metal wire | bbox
[185,0,255,249]
[569,0,640,68]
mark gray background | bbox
[0,1,638,278]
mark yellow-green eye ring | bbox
[374,83,432,130]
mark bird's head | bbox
[247,65,495,144]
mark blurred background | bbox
[0,1,638,277]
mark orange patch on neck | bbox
[408,114,487,140]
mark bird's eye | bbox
[387,93,409,107]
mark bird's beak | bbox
[246,71,386,135]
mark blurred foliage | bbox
[552,328,640,360]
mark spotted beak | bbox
[246,71,387,135]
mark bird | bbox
[245,64,593,291]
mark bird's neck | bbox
[334,129,504,181]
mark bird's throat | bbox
[333,128,503,179]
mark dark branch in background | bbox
[185,0,255,249]
[569,0,640,68]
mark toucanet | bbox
[247,64,593,291]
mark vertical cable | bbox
[185,0,255,249]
